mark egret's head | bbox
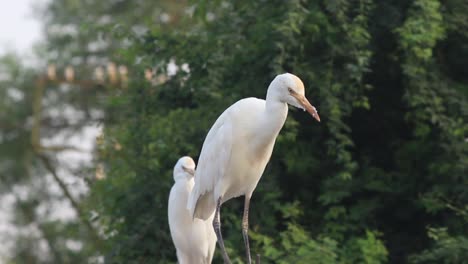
[269,73,320,122]
[173,156,196,181]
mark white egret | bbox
[187,73,321,263]
[168,156,217,264]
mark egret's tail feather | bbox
[189,191,215,221]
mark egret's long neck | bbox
[266,82,289,124]
[253,88,288,150]
[264,95,288,132]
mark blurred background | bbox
[0,0,466,263]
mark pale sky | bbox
[0,0,44,55]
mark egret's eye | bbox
[288,87,293,93]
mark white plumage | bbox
[187,73,320,263]
[168,156,217,264]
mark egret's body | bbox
[188,73,320,264]
[189,98,287,219]
[168,157,216,264]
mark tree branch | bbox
[37,145,84,153]
[36,153,103,248]
[30,75,103,251]
[31,77,46,148]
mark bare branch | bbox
[37,145,84,153]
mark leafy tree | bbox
[3,0,465,263]
[1,1,190,262]
[91,0,467,263]
[0,52,102,263]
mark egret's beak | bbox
[292,93,321,122]
[183,167,195,176]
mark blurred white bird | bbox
[187,73,321,264]
[168,156,217,264]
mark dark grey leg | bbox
[242,196,252,264]
[213,197,231,264]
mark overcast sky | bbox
[0,0,45,56]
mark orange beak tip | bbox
[296,94,321,122]
[314,114,321,122]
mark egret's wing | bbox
[188,111,233,219]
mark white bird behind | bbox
[168,156,217,264]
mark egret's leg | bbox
[213,197,231,264]
[242,196,252,264]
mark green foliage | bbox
[397,0,445,62]
[263,223,340,264]
[0,1,198,262]
[251,204,388,264]
[410,227,468,264]
[0,54,35,187]
[80,0,468,263]
[0,52,103,263]
[351,230,388,264]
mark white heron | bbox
[168,156,217,264]
[187,73,321,263]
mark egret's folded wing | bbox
[187,112,232,219]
